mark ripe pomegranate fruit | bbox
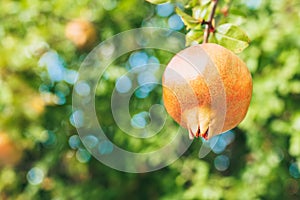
[65,19,97,49]
[162,43,252,140]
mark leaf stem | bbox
[203,0,219,43]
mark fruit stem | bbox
[203,0,219,43]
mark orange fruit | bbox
[65,19,97,49]
[162,43,252,140]
[0,132,22,167]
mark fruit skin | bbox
[162,43,252,140]
[65,19,97,49]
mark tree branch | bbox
[203,0,219,43]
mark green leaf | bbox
[186,0,199,8]
[192,5,208,20]
[145,0,170,4]
[214,23,250,53]
[175,7,201,29]
[201,0,211,6]
[186,29,203,45]
[230,8,247,17]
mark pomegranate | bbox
[162,43,252,140]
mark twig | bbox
[203,0,219,43]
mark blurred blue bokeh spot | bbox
[75,81,91,96]
[116,75,132,93]
[156,3,174,17]
[39,84,50,93]
[243,0,262,9]
[137,71,158,86]
[39,50,78,85]
[131,111,149,129]
[63,69,78,84]
[98,140,114,155]
[129,51,148,68]
[68,135,81,149]
[39,51,65,82]
[76,148,91,163]
[43,131,57,147]
[55,91,66,105]
[210,136,227,154]
[214,155,230,171]
[134,86,149,99]
[147,56,160,72]
[221,130,235,145]
[289,162,300,179]
[205,131,235,154]
[82,135,99,149]
[168,14,184,30]
[69,110,84,128]
[27,167,44,185]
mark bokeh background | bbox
[0,0,300,199]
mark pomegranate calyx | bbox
[188,125,209,140]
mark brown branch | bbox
[203,0,219,43]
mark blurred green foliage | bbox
[0,0,300,199]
